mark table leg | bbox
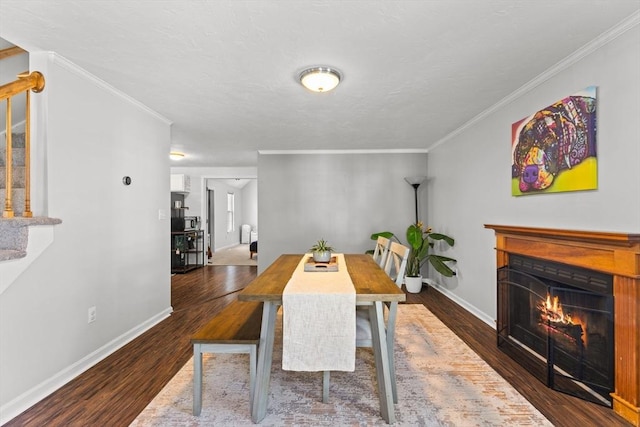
[386,301,399,403]
[193,344,202,415]
[369,301,395,424]
[322,371,330,403]
[251,301,278,423]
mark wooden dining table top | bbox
[238,253,406,303]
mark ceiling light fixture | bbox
[299,67,342,92]
[170,151,185,160]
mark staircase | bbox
[1,132,26,216]
[1,132,61,262]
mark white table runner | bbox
[282,253,356,372]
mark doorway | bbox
[207,189,215,258]
[204,178,258,265]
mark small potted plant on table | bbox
[310,238,334,263]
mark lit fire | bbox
[538,293,588,347]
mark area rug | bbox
[207,244,257,266]
[130,304,552,426]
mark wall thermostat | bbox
[122,176,132,185]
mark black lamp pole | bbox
[404,176,426,225]
[411,183,420,224]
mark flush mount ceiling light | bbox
[169,151,185,160]
[299,67,342,92]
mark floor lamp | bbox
[404,176,426,224]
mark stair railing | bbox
[1,71,45,218]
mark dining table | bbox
[237,253,406,424]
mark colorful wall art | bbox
[511,86,597,196]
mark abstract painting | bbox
[511,86,597,196]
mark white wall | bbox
[0,52,172,422]
[258,152,428,272]
[242,179,258,232]
[425,24,640,325]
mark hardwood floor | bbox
[4,266,256,427]
[405,288,630,427]
[5,266,630,426]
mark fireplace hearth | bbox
[485,225,640,427]
[497,255,614,405]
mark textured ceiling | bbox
[1,1,638,167]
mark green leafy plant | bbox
[405,222,456,277]
[370,221,456,278]
[309,238,334,253]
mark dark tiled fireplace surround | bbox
[485,225,640,427]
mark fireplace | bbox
[497,254,614,406]
[485,225,640,426]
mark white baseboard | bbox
[0,307,173,425]
[429,284,496,328]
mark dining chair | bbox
[382,241,410,286]
[323,242,410,404]
[372,235,391,268]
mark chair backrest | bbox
[372,236,391,268]
[383,241,410,287]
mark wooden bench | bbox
[191,300,263,416]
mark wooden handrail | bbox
[0,71,45,100]
[2,71,45,218]
[0,46,26,61]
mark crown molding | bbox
[259,148,429,155]
[45,51,172,125]
[429,10,640,152]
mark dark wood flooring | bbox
[5,266,630,426]
[405,289,629,427]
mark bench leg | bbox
[322,371,330,403]
[193,344,203,416]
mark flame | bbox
[538,293,588,347]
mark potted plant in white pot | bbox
[309,238,334,263]
[405,222,457,293]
